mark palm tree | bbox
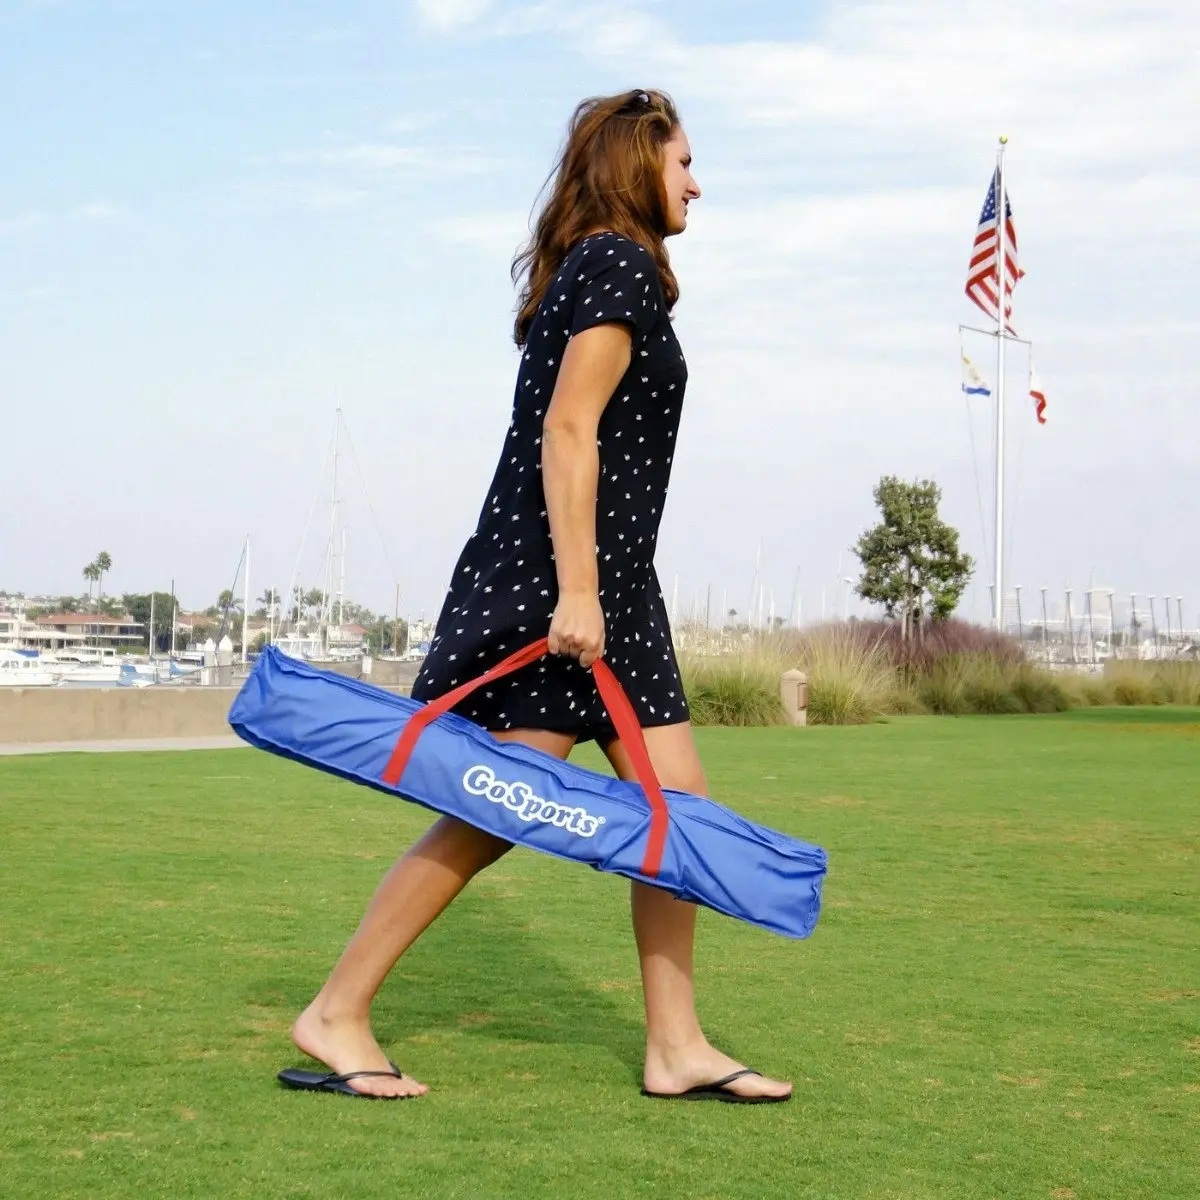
[82,562,100,607]
[94,551,112,602]
[256,587,277,620]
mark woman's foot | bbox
[643,1038,792,1100]
[291,999,428,1098]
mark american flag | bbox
[965,168,1024,329]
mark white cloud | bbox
[434,211,530,256]
[305,26,357,44]
[74,202,117,220]
[0,211,49,235]
[234,181,369,212]
[284,142,506,177]
[414,0,493,32]
[0,202,115,235]
[311,144,427,169]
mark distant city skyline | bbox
[3,0,1197,627]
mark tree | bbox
[94,551,112,601]
[854,476,974,639]
[365,615,407,656]
[256,588,278,623]
[82,562,99,606]
[124,591,177,653]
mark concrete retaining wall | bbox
[0,683,410,745]
[0,687,246,744]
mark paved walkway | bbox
[0,736,246,757]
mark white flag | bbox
[961,354,991,396]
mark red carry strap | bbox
[590,657,669,878]
[379,638,670,878]
[380,639,549,787]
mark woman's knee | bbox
[422,814,513,871]
[603,722,708,797]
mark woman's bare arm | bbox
[541,323,632,667]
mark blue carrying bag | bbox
[227,640,827,939]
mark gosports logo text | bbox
[462,765,606,838]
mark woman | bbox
[284,89,791,1103]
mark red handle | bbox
[380,639,670,878]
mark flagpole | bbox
[993,135,1009,630]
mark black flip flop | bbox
[641,1068,791,1104]
[277,1062,417,1100]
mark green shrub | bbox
[1102,660,1200,706]
[885,675,927,715]
[797,626,896,725]
[684,624,897,726]
[1060,674,1113,707]
[1106,663,1156,706]
[918,658,969,715]
[679,655,786,727]
[1010,667,1072,713]
[1151,662,1200,705]
[959,656,1025,714]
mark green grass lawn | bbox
[2,710,1197,1199]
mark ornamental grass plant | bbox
[678,619,1199,726]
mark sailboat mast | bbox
[242,534,251,664]
[339,528,346,628]
[323,409,341,653]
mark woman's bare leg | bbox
[605,724,792,1100]
[291,727,576,1097]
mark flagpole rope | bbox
[1005,350,1031,596]
[960,327,993,578]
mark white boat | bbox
[40,647,124,684]
[0,648,59,687]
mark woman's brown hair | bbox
[512,88,681,347]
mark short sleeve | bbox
[568,240,660,339]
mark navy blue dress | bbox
[411,232,690,741]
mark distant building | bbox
[404,618,436,659]
[35,612,144,650]
[0,610,85,650]
[327,622,367,651]
[175,612,216,645]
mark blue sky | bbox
[2,0,1197,627]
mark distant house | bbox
[0,612,20,648]
[404,618,436,659]
[1,611,83,649]
[328,622,367,650]
[175,611,215,637]
[35,612,143,650]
